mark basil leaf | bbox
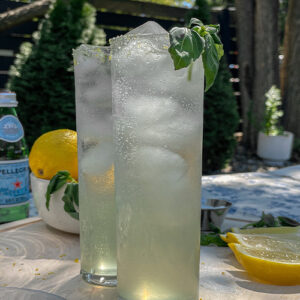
[45,170,71,210]
[262,213,277,227]
[191,29,205,61]
[241,212,300,229]
[189,18,204,28]
[62,183,79,220]
[209,222,222,233]
[168,18,224,92]
[201,232,227,247]
[215,44,224,60]
[205,26,218,34]
[211,32,222,45]
[168,27,194,70]
[73,184,79,207]
[278,216,300,227]
[168,27,205,71]
[202,34,219,92]
[207,24,220,29]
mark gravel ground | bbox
[213,135,300,175]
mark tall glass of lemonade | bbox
[110,22,204,299]
[73,45,116,286]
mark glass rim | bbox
[109,32,169,45]
[109,33,170,56]
[72,44,110,57]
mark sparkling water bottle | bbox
[0,91,30,223]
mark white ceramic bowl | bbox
[30,173,80,234]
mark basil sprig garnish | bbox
[168,18,224,91]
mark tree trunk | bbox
[236,0,279,150]
[252,0,280,146]
[0,0,54,33]
[281,0,300,139]
[235,0,254,148]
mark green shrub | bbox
[188,0,239,173]
[203,57,239,172]
[8,0,105,147]
[293,138,300,161]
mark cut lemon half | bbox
[231,226,300,235]
[229,243,300,285]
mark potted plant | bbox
[257,85,294,161]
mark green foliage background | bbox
[8,0,105,147]
[189,0,239,173]
[8,0,238,172]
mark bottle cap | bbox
[0,91,18,107]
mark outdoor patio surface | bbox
[202,166,300,222]
[29,165,300,224]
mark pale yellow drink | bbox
[74,45,116,286]
[111,22,203,299]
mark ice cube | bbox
[80,142,114,176]
[133,146,188,184]
[131,146,199,224]
[127,21,168,35]
[74,45,112,109]
[82,76,112,109]
[124,95,178,124]
[122,96,202,153]
[110,22,169,86]
[77,106,113,141]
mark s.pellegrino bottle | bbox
[0,91,30,223]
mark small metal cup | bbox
[201,199,232,231]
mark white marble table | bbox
[11,166,299,299]
[1,218,300,300]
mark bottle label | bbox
[0,115,24,143]
[0,159,30,206]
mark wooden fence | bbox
[0,0,239,109]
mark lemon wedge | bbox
[229,243,300,285]
[220,226,300,244]
[231,226,300,235]
[223,226,300,285]
[220,234,228,243]
[226,232,300,253]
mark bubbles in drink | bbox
[111,21,203,299]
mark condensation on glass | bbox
[73,45,116,287]
[110,22,204,300]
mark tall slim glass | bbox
[111,22,204,300]
[73,45,116,286]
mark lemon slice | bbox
[231,226,300,235]
[220,226,300,244]
[229,243,300,285]
[226,232,300,253]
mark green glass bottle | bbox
[0,91,30,223]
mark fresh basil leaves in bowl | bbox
[30,172,79,234]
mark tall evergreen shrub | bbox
[8,0,105,147]
[188,0,239,173]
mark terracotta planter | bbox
[257,131,294,161]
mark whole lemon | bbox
[29,129,78,180]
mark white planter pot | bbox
[257,131,294,161]
[30,173,80,234]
